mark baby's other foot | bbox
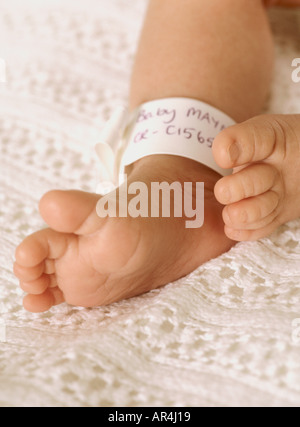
[213,114,300,241]
[14,155,233,312]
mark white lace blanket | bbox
[0,0,299,407]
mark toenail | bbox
[228,143,239,164]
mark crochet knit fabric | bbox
[0,0,299,407]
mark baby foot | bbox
[213,114,300,241]
[14,155,233,312]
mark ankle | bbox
[126,155,221,192]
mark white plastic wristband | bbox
[95,98,236,193]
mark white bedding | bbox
[0,0,300,407]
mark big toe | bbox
[39,190,102,234]
[212,115,279,169]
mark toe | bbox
[224,218,280,241]
[23,287,64,313]
[15,233,47,268]
[223,190,280,228]
[214,163,278,204]
[39,190,103,235]
[213,115,283,169]
[20,274,50,295]
[15,228,74,268]
[13,261,44,282]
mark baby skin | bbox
[14,113,300,312]
[13,0,300,312]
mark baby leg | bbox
[14,0,275,312]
